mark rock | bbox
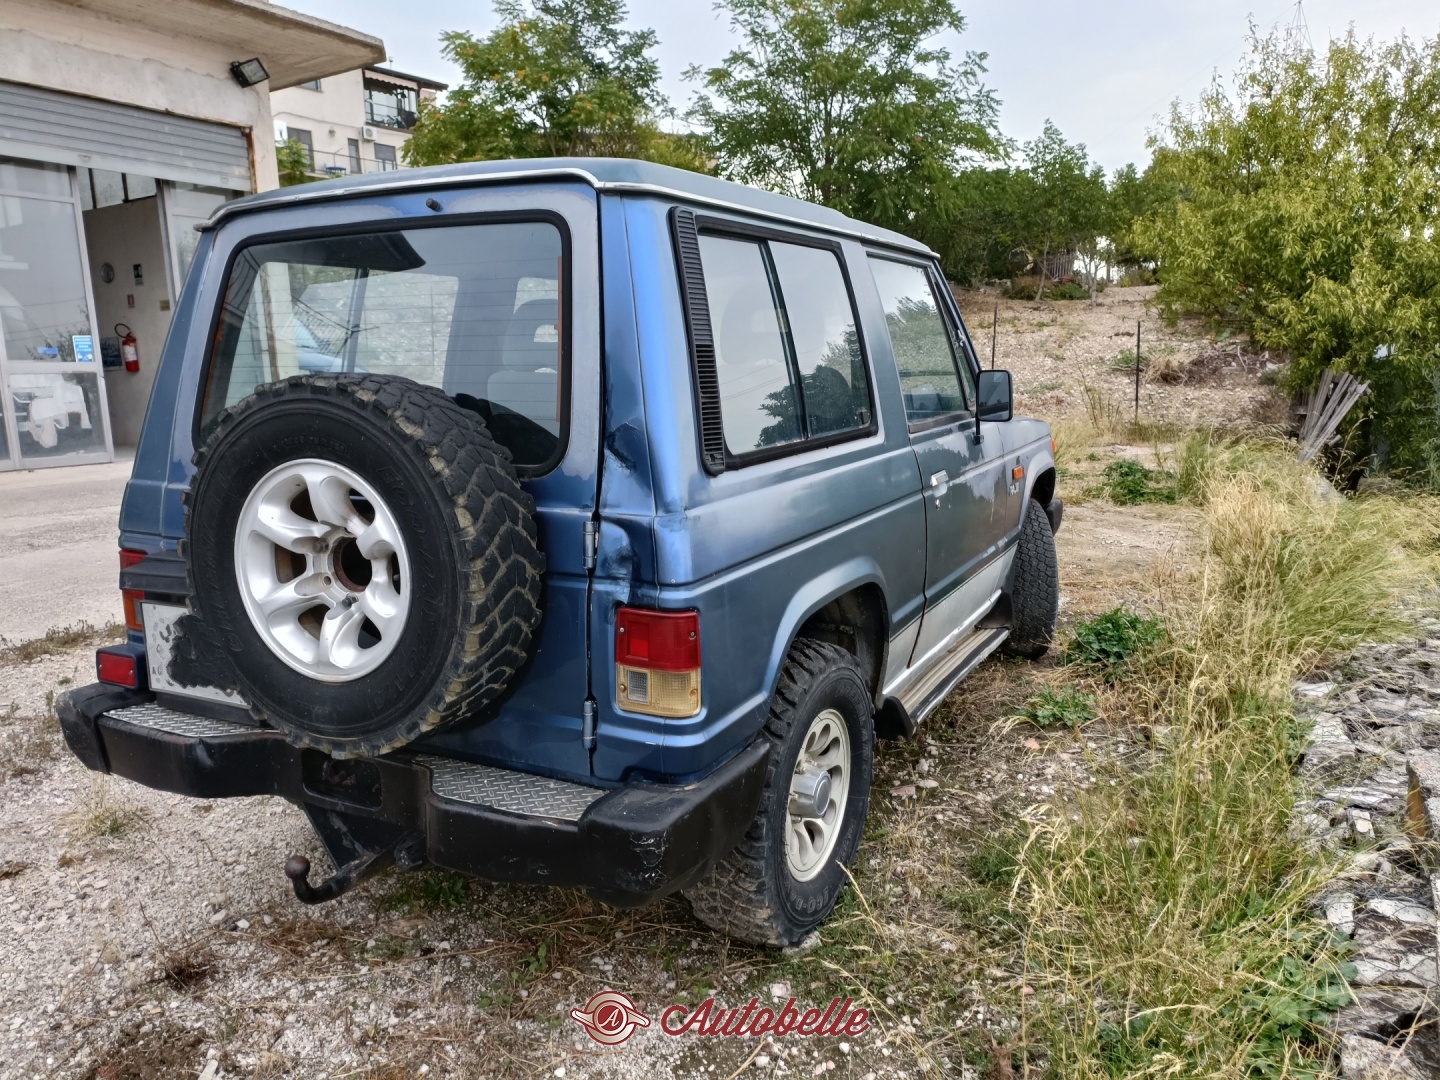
[1405,750,1440,852]
[1365,897,1437,927]
[1351,810,1375,840]
[1349,917,1440,987]
[1325,894,1357,935]
[1309,475,1344,505]
[1339,1034,1427,1079]
[1301,713,1356,777]
[1334,986,1436,1040]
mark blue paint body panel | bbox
[117,159,1055,789]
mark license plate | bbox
[142,602,248,708]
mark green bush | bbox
[1064,608,1165,672]
[1018,686,1096,729]
[1089,459,1177,505]
[1135,29,1440,482]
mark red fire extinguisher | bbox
[117,323,139,373]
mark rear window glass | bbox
[698,232,870,457]
[201,221,566,471]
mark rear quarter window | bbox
[200,220,567,473]
[695,229,872,461]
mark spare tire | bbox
[181,374,544,757]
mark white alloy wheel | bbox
[785,708,851,881]
[233,458,409,682]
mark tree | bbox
[688,0,1004,239]
[1134,28,1440,479]
[404,0,706,170]
[1107,157,1180,273]
[1016,122,1111,299]
[930,165,1032,285]
[276,139,314,187]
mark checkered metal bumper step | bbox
[105,703,606,822]
[416,756,605,822]
[109,702,253,738]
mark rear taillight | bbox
[615,607,701,718]
[120,549,145,632]
[96,647,141,689]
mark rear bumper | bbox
[57,684,769,907]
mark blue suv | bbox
[59,159,1061,946]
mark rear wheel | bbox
[685,640,874,946]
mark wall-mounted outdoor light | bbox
[230,58,270,88]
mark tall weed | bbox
[1014,446,1440,1076]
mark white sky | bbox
[283,0,1440,174]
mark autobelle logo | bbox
[570,990,870,1045]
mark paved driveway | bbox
[0,456,131,645]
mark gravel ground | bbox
[0,292,1274,1080]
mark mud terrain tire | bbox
[1001,499,1060,660]
[685,640,874,946]
[182,374,543,757]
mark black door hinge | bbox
[582,519,599,571]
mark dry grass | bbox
[0,710,62,780]
[68,776,148,840]
[1010,445,1440,1076]
[0,620,124,666]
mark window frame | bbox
[685,212,879,470]
[866,251,978,435]
[194,209,573,478]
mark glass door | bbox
[0,157,113,469]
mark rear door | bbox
[176,184,602,780]
[868,256,1009,669]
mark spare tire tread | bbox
[184,374,544,757]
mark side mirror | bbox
[977,370,1013,422]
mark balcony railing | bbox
[303,147,403,177]
[364,98,418,131]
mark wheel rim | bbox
[233,458,409,683]
[785,708,851,882]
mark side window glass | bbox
[698,234,801,453]
[868,258,971,425]
[697,232,873,458]
[767,242,870,438]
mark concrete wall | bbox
[82,199,171,447]
[0,0,279,190]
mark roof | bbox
[53,0,386,90]
[363,66,449,92]
[201,157,933,253]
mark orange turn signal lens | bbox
[120,550,146,632]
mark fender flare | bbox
[761,555,892,709]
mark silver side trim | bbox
[895,627,1010,728]
[108,703,251,738]
[197,168,934,254]
[884,588,1002,699]
[416,755,605,822]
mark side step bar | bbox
[885,627,1010,736]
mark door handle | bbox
[929,470,950,505]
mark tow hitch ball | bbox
[284,832,426,905]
